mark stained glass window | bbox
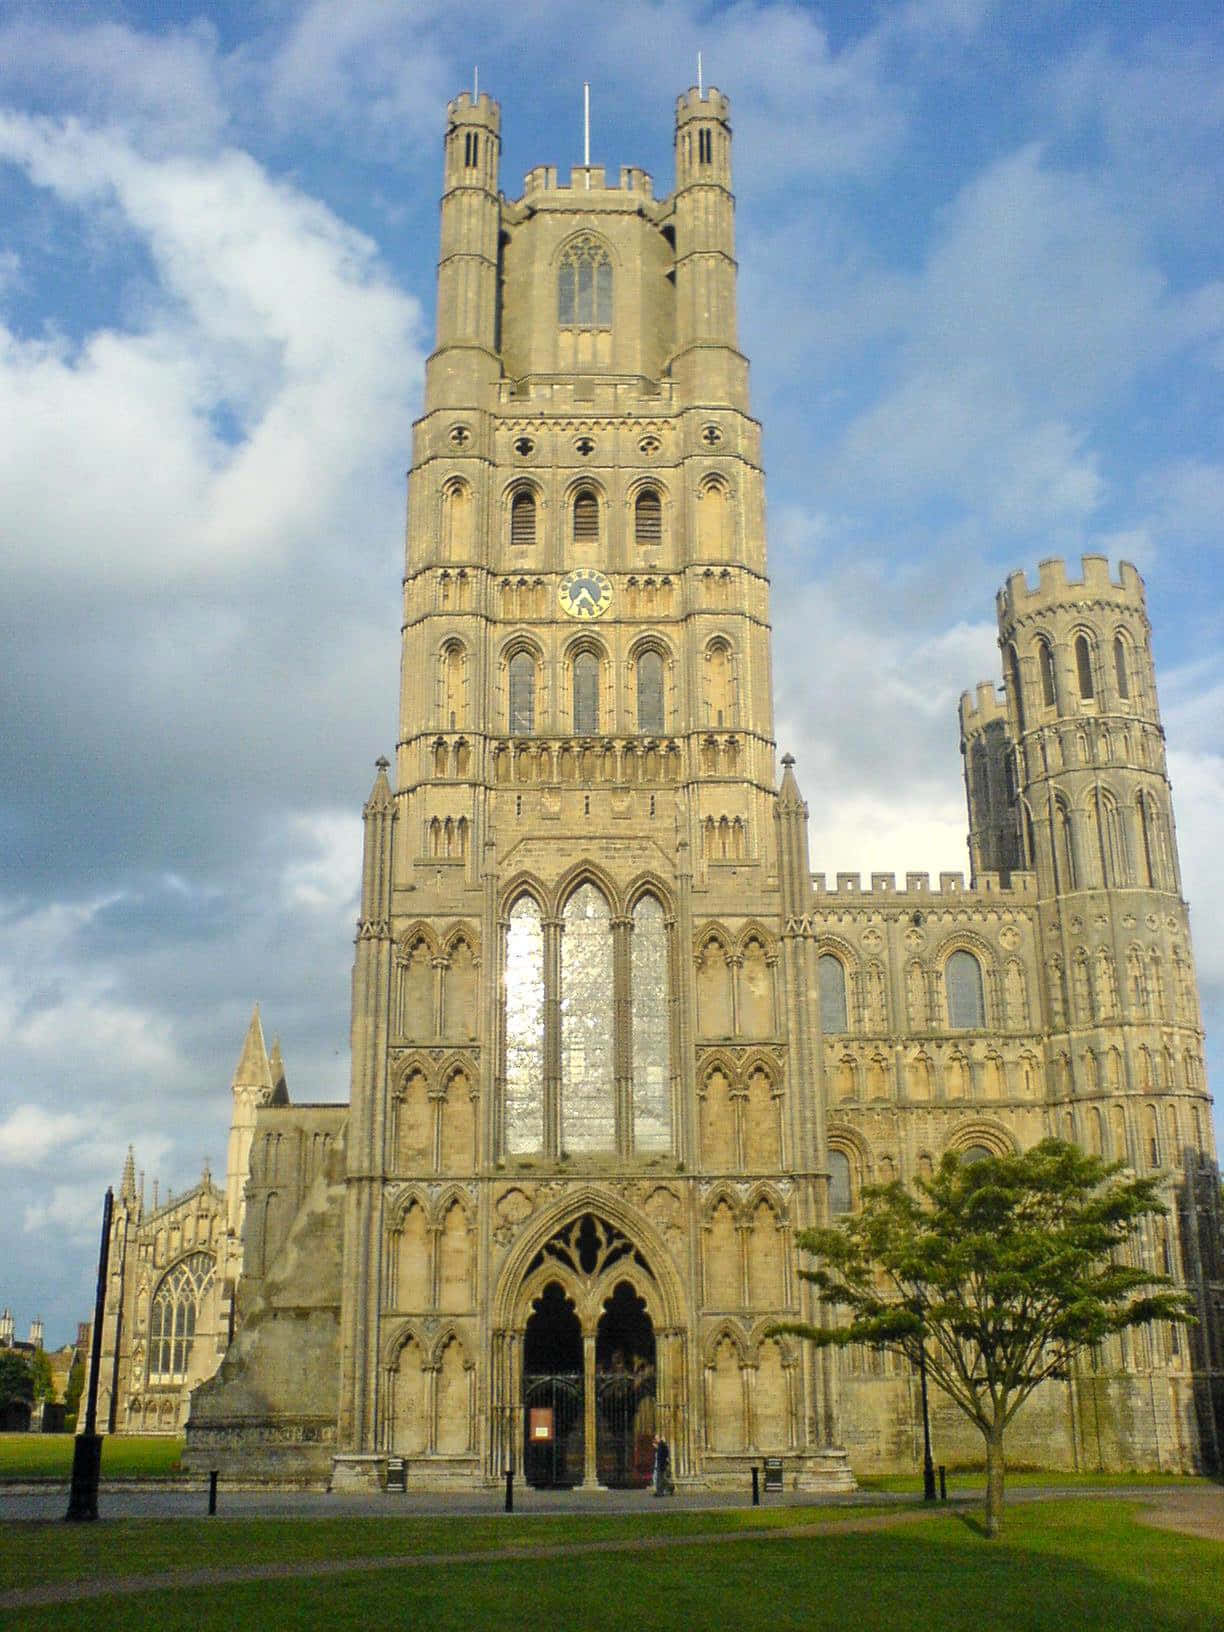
[631,894,671,1151]
[560,884,615,1151]
[504,897,545,1153]
[148,1253,214,1384]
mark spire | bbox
[232,1003,274,1094]
[120,1145,137,1203]
[778,752,807,814]
[365,756,394,814]
[268,1037,289,1105]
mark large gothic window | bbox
[946,951,986,1029]
[148,1253,214,1385]
[500,885,674,1157]
[561,884,616,1152]
[504,897,545,1153]
[558,236,612,327]
[631,894,671,1151]
[509,651,536,736]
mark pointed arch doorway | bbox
[512,1212,667,1489]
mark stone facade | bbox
[96,85,1222,1486]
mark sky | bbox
[1,0,1221,1345]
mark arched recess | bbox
[698,1054,739,1171]
[738,929,776,1037]
[440,639,467,730]
[696,476,733,559]
[745,1192,787,1310]
[742,1057,781,1170]
[440,931,479,1041]
[704,1325,748,1453]
[441,477,473,561]
[695,928,734,1038]
[704,1194,742,1307]
[393,1062,433,1173]
[438,1062,477,1172]
[437,1194,475,1312]
[703,637,737,727]
[491,1194,689,1484]
[397,929,437,1042]
[944,1119,1016,1161]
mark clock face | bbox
[558,568,613,620]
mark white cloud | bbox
[0,1105,87,1165]
[0,112,423,586]
[279,812,363,915]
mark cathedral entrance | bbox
[595,1282,656,1489]
[522,1281,584,1488]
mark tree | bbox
[781,1140,1194,1537]
[0,1350,35,1415]
[64,1356,85,1432]
[30,1347,55,1404]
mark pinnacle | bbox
[232,1003,274,1093]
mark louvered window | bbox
[511,490,536,547]
[573,491,599,543]
[634,489,662,545]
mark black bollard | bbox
[208,1471,218,1515]
[751,1466,760,1507]
[938,1465,947,1502]
[505,1468,514,1513]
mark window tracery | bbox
[148,1254,214,1385]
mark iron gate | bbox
[522,1373,583,1487]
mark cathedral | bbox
[91,86,1223,1489]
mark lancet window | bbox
[818,954,848,1033]
[636,649,665,733]
[501,884,673,1157]
[945,950,986,1029]
[508,651,536,735]
[558,236,612,328]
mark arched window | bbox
[572,650,600,734]
[634,488,662,546]
[1054,797,1076,891]
[1005,643,1025,732]
[561,884,615,1151]
[510,489,536,548]
[1037,639,1056,707]
[1113,635,1130,699]
[508,651,536,735]
[960,1145,993,1165]
[441,479,472,561]
[573,489,599,543]
[631,894,671,1151]
[696,479,731,558]
[819,954,848,1033]
[504,897,545,1153]
[148,1253,214,1385]
[558,236,612,327]
[946,950,986,1028]
[828,1150,853,1215]
[1098,790,1130,886]
[636,649,665,734]
[442,641,466,730]
[1074,634,1095,700]
[705,639,735,727]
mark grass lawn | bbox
[0,1435,184,1481]
[858,1466,1212,1494]
[4,1499,1222,1631]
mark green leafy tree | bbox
[780,1140,1193,1537]
[0,1350,35,1412]
[30,1348,55,1404]
[64,1357,85,1431]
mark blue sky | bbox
[1,0,1221,1343]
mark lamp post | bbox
[913,1300,937,1503]
[66,1187,113,1522]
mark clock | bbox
[558,568,613,620]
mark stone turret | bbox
[225,1005,276,1238]
[427,90,502,408]
[670,87,746,407]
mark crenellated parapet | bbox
[810,870,1037,901]
[997,554,1147,630]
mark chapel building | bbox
[92,86,1223,1487]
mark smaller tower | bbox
[426,90,502,409]
[671,87,747,408]
[225,1005,276,1238]
[959,682,1022,881]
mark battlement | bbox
[446,90,501,132]
[521,164,655,201]
[810,870,1037,901]
[998,555,1146,624]
[675,86,731,124]
[959,681,1010,735]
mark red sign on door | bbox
[529,1408,555,1442]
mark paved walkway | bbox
[2,1484,1221,1612]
